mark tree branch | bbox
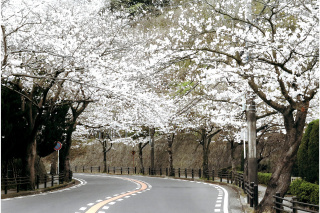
[248,77,286,113]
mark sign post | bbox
[54,142,62,175]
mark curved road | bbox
[2,173,232,213]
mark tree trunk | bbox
[150,128,155,174]
[61,126,73,182]
[103,141,107,173]
[230,140,238,174]
[138,142,148,173]
[202,138,209,179]
[256,111,307,212]
[50,157,56,175]
[24,138,37,190]
[167,133,175,176]
[138,143,144,173]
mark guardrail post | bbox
[242,179,245,190]
[36,175,40,189]
[121,167,123,175]
[227,173,229,183]
[128,167,130,174]
[160,168,162,176]
[212,170,214,181]
[98,166,100,173]
[220,172,222,182]
[166,168,168,176]
[254,184,258,208]
[178,168,180,177]
[17,176,20,193]
[51,175,54,186]
[250,182,254,207]
[113,167,116,174]
[91,167,93,173]
[199,169,201,178]
[83,166,85,172]
[185,168,187,178]
[4,176,8,194]
[135,167,136,174]
[192,169,194,179]
[148,167,151,175]
[107,166,110,173]
[44,175,47,188]
[275,192,282,213]
[230,172,233,184]
[292,196,297,213]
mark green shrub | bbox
[288,178,303,195]
[258,172,272,185]
[288,179,319,204]
[297,119,319,183]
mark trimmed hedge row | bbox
[288,179,319,204]
[258,172,272,185]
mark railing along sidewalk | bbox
[274,192,319,213]
[2,172,73,195]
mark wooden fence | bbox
[273,192,319,213]
[1,172,73,195]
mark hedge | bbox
[258,172,272,185]
[288,179,319,204]
[297,119,319,183]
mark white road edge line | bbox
[214,185,229,213]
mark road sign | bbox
[54,141,62,151]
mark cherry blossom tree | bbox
[1,0,132,187]
[148,0,319,211]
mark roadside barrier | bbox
[273,193,319,213]
[1,172,73,195]
[73,166,259,208]
[73,166,318,212]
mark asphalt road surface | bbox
[1,173,231,213]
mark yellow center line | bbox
[85,177,148,213]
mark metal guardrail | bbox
[273,193,319,213]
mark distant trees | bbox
[297,119,319,183]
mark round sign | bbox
[54,142,62,151]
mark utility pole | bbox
[247,96,258,184]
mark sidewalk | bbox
[215,178,303,213]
